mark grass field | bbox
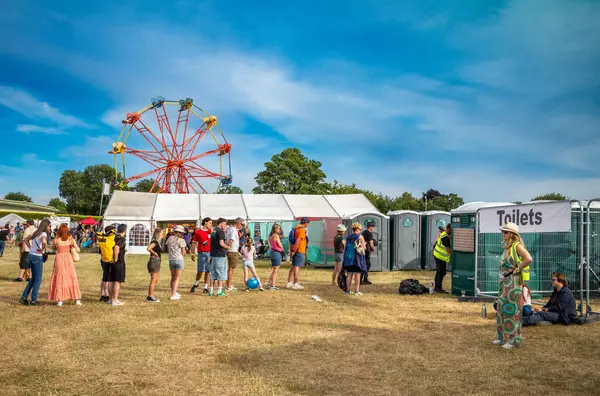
[0,246,599,396]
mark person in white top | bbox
[20,219,52,306]
[225,217,244,291]
[166,225,188,300]
[240,238,264,291]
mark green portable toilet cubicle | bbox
[450,202,514,297]
[420,211,451,270]
[343,212,390,271]
[388,210,421,270]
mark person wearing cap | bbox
[166,225,188,300]
[360,221,376,285]
[225,217,245,292]
[332,224,347,286]
[494,222,533,349]
[14,220,35,282]
[0,224,9,258]
[286,217,309,290]
[432,224,452,292]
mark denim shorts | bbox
[210,256,228,281]
[169,259,184,271]
[197,252,211,273]
[334,252,344,263]
[270,250,282,267]
[292,252,306,267]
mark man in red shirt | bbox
[190,217,212,294]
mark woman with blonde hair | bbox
[342,222,367,295]
[20,219,51,306]
[48,224,82,306]
[494,222,533,349]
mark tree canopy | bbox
[59,164,119,215]
[48,198,67,213]
[3,192,33,202]
[132,179,156,193]
[253,148,330,194]
[531,192,568,201]
[218,185,243,194]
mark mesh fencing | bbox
[587,206,600,302]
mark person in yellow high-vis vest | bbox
[432,224,452,292]
[495,222,533,349]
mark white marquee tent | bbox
[103,191,380,253]
[0,213,26,227]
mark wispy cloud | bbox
[16,124,66,135]
[0,85,93,129]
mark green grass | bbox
[0,246,599,396]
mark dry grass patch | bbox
[0,247,599,395]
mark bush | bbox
[0,211,101,222]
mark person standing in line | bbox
[360,221,376,285]
[432,224,452,293]
[0,224,9,257]
[48,224,82,306]
[19,219,51,306]
[15,220,35,282]
[286,217,309,290]
[97,225,116,303]
[266,223,284,290]
[210,218,229,296]
[109,224,128,306]
[166,225,187,300]
[343,222,367,295]
[494,222,533,349]
[332,224,347,286]
[225,217,244,292]
[145,228,164,303]
[190,217,212,294]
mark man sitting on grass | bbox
[523,272,577,326]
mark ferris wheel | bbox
[109,96,232,194]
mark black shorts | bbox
[109,261,126,283]
[19,252,30,270]
[101,261,112,282]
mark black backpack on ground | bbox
[398,279,428,295]
[337,270,348,292]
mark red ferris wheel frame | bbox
[110,97,232,194]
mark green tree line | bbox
[3,148,569,215]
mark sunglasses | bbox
[551,278,558,281]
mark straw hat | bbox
[500,222,519,236]
[337,224,347,232]
[172,225,185,234]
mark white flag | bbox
[102,183,111,196]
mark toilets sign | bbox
[479,202,571,233]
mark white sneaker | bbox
[492,340,503,345]
[502,343,515,350]
[57,301,63,307]
[75,300,82,306]
[292,283,304,290]
[286,283,293,289]
[174,292,181,297]
[170,295,181,300]
[353,291,363,296]
[111,300,125,306]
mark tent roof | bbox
[0,213,26,226]
[451,202,515,214]
[102,191,384,222]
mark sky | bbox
[1,0,599,205]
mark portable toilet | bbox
[343,212,390,272]
[450,202,514,297]
[420,211,451,270]
[388,210,421,270]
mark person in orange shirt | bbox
[286,217,309,290]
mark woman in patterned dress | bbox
[494,222,532,349]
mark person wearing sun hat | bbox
[166,225,188,300]
[494,222,533,349]
[332,224,347,286]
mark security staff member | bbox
[432,224,451,293]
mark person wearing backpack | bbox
[343,222,367,295]
[286,217,309,290]
[97,225,116,303]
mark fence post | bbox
[474,211,480,297]
[587,199,600,316]
[572,200,584,316]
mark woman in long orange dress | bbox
[49,224,82,306]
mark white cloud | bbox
[0,85,93,129]
[16,124,66,135]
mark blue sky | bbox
[1,0,599,205]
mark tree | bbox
[48,198,67,213]
[422,190,464,212]
[133,179,156,193]
[253,148,329,194]
[532,193,568,201]
[4,192,33,202]
[218,185,243,194]
[59,164,120,214]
